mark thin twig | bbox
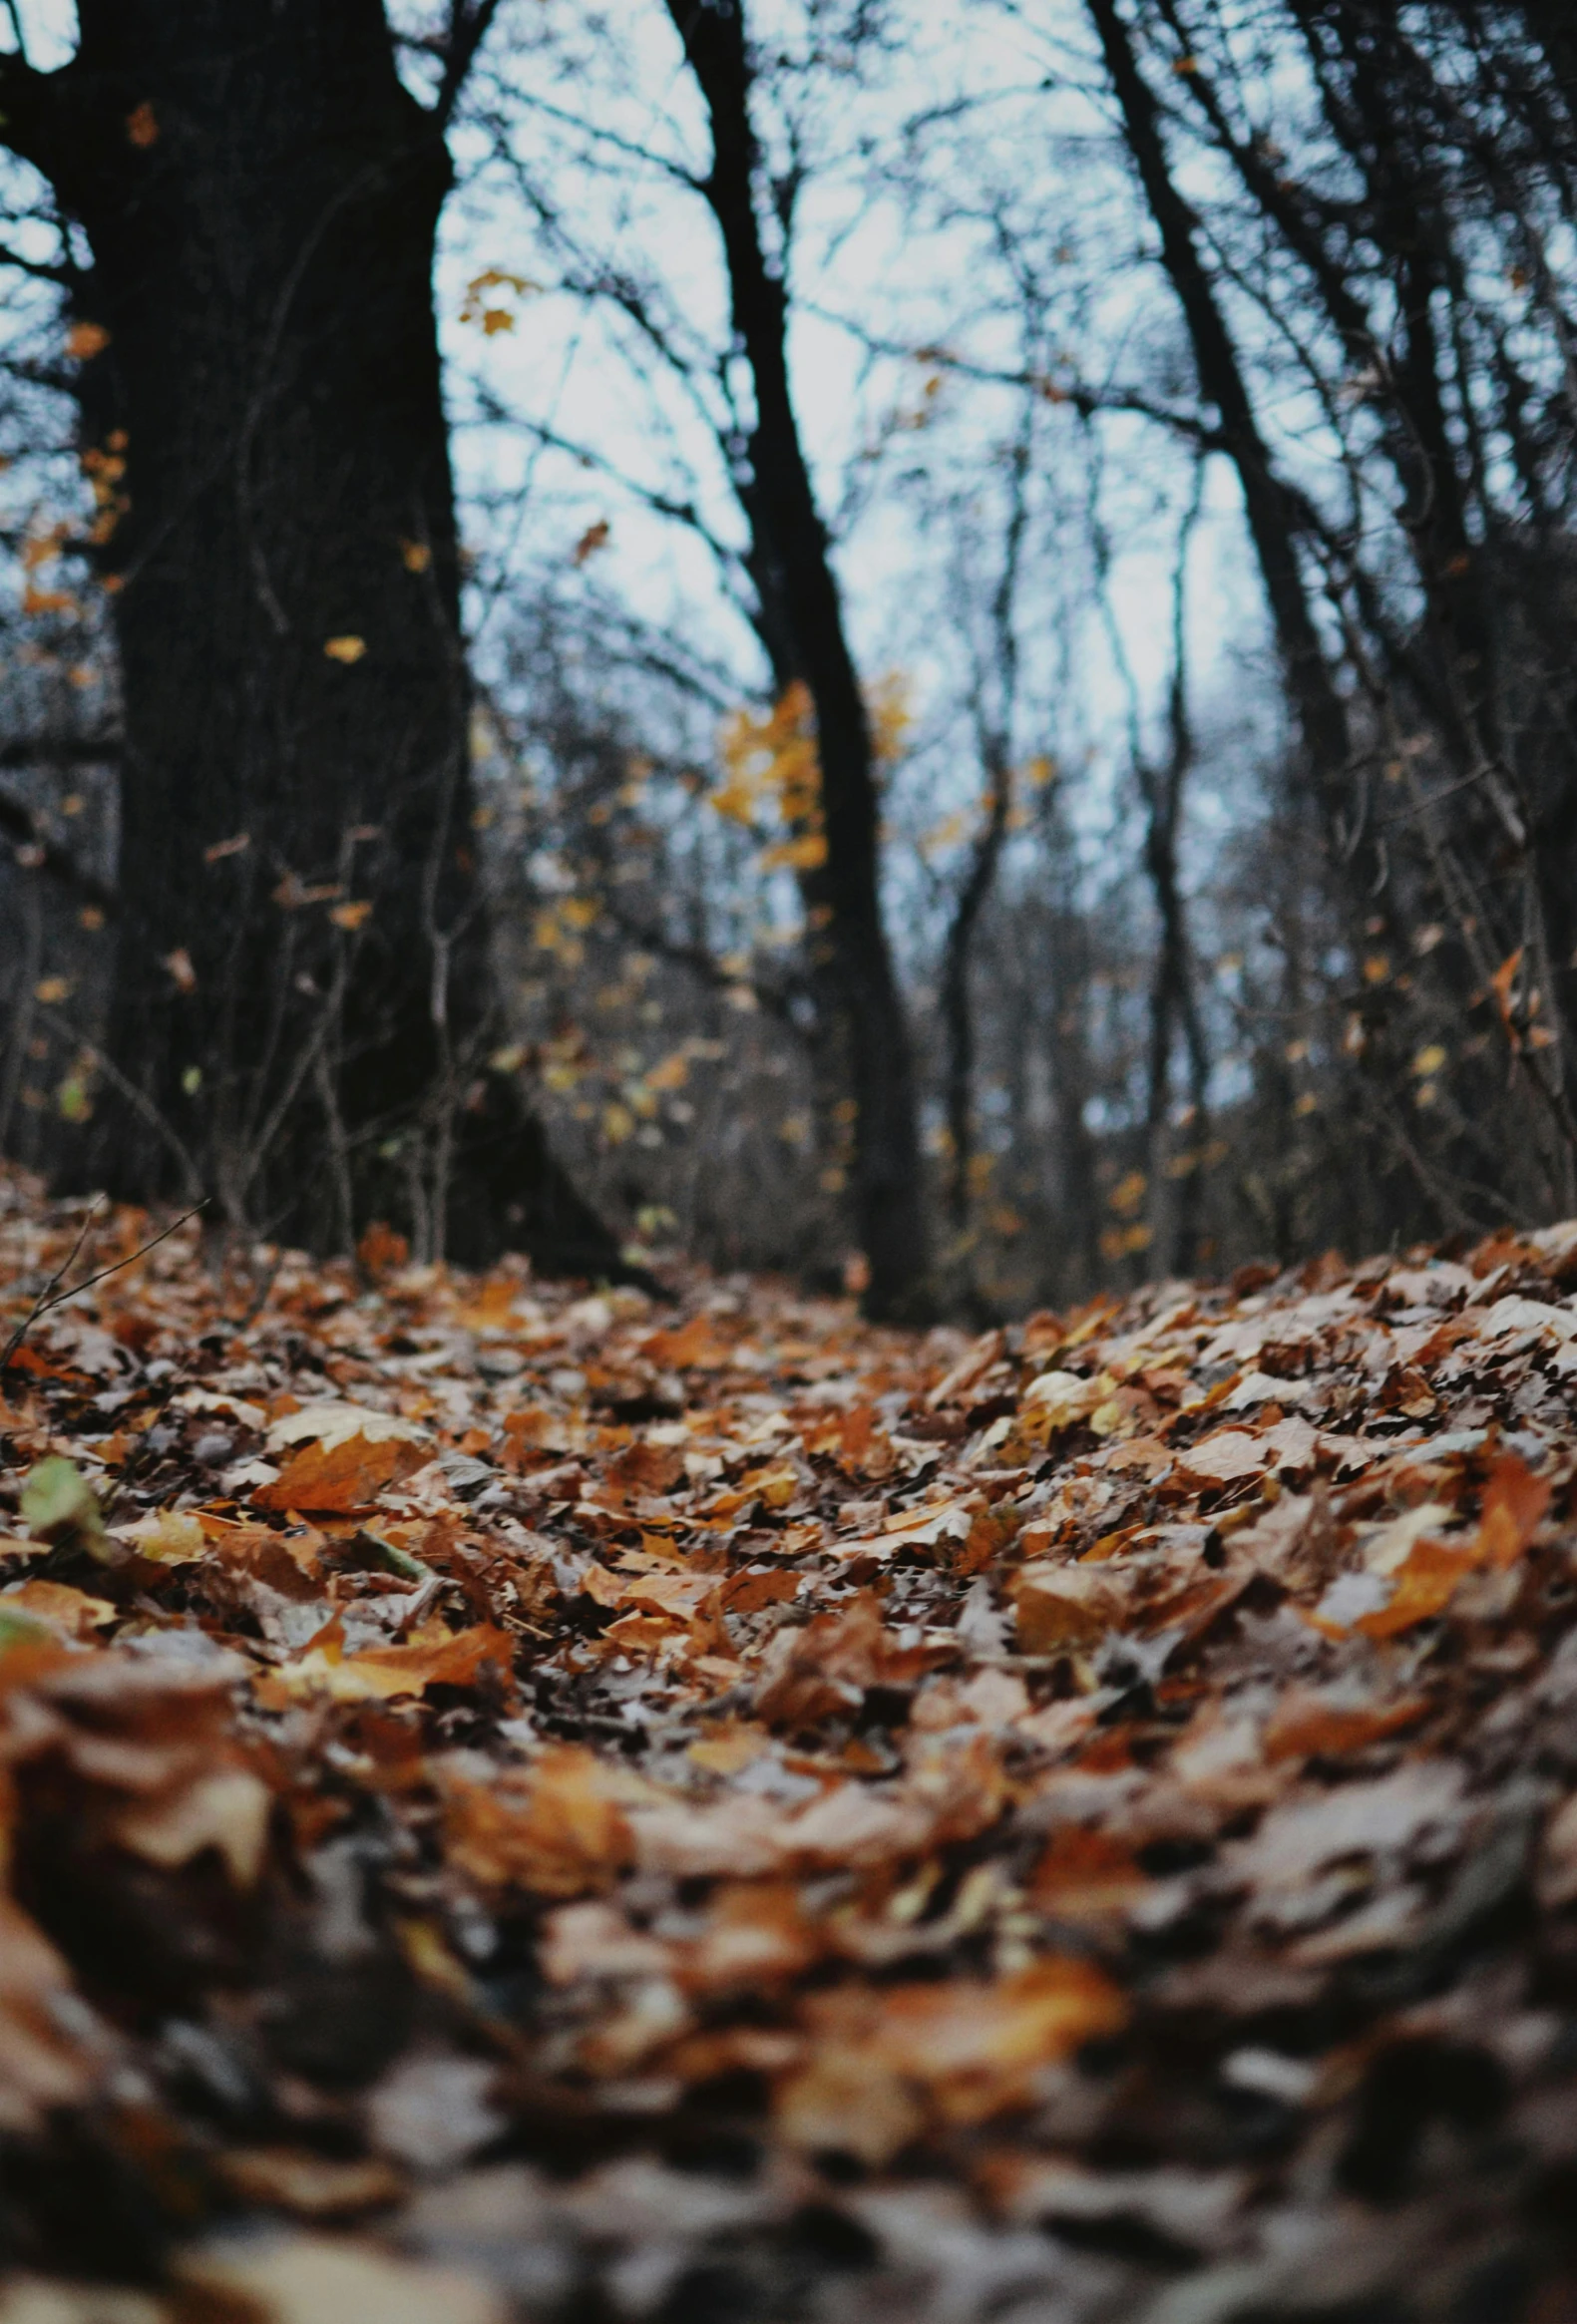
[0,1199,208,1377]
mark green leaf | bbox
[20,1456,114,1564]
[0,1604,60,1654]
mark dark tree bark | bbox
[1138,477,1210,1278]
[940,405,1032,1238]
[0,1,620,1275]
[662,0,930,1320]
[1085,0,1362,865]
[941,758,1010,1235]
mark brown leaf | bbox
[253,1431,431,1514]
[445,1745,636,1895]
[213,2146,406,2219]
[1014,1560,1128,1651]
[262,1621,513,1705]
[777,1957,1128,2160]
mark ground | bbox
[2,1171,1577,2321]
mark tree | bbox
[660,0,931,1319]
[0,0,619,1272]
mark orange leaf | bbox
[259,1621,513,1706]
[339,1624,513,1697]
[1475,1451,1550,1569]
[1030,1825,1150,1919]
[1490,946,1523,1030]
[1357,1536,1477,1638]
[1264,1690,1428,1760]
[778,1957,1128,2160]
[356,1220,409,1276]
[639,1313,732,1369]
[445,1745,635,1895]
[251,1431,429,1514]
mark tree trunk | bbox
[663,0,931,1321]
[0,1,619,1275]
[1085,0,1359,852]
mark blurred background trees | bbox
[0,0,1574,1314]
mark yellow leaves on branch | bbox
[18,523,84,620]
[716,680,820,829]
[533,893,599,967]
[460,268,538,334]
[713,674,911,880]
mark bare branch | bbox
[0,1200,208,1379]
[432,0,507,133]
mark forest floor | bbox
[3,1172,1577,2321]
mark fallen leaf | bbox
[445,1745,635,1894]
[777,1957,1128,2160]
[19,1457,112,1564]
[1014,1560,1127,1651]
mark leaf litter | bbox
[2,1178,1577,2315]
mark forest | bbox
[0,2,1576,2318]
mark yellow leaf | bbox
[1106,1169,1147,1218]
[33,977,70,1005]
[113,1510,207,1565]
[1413,1043,1446,1077]
[329,900,373,932]
[445,1745,634,1895]
[323,634,367,664]
[759,832,828,872]
[266,1622,513,1706]
[399,538,432,573]
[460,267,538,328]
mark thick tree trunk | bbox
[0,1,618,1275]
